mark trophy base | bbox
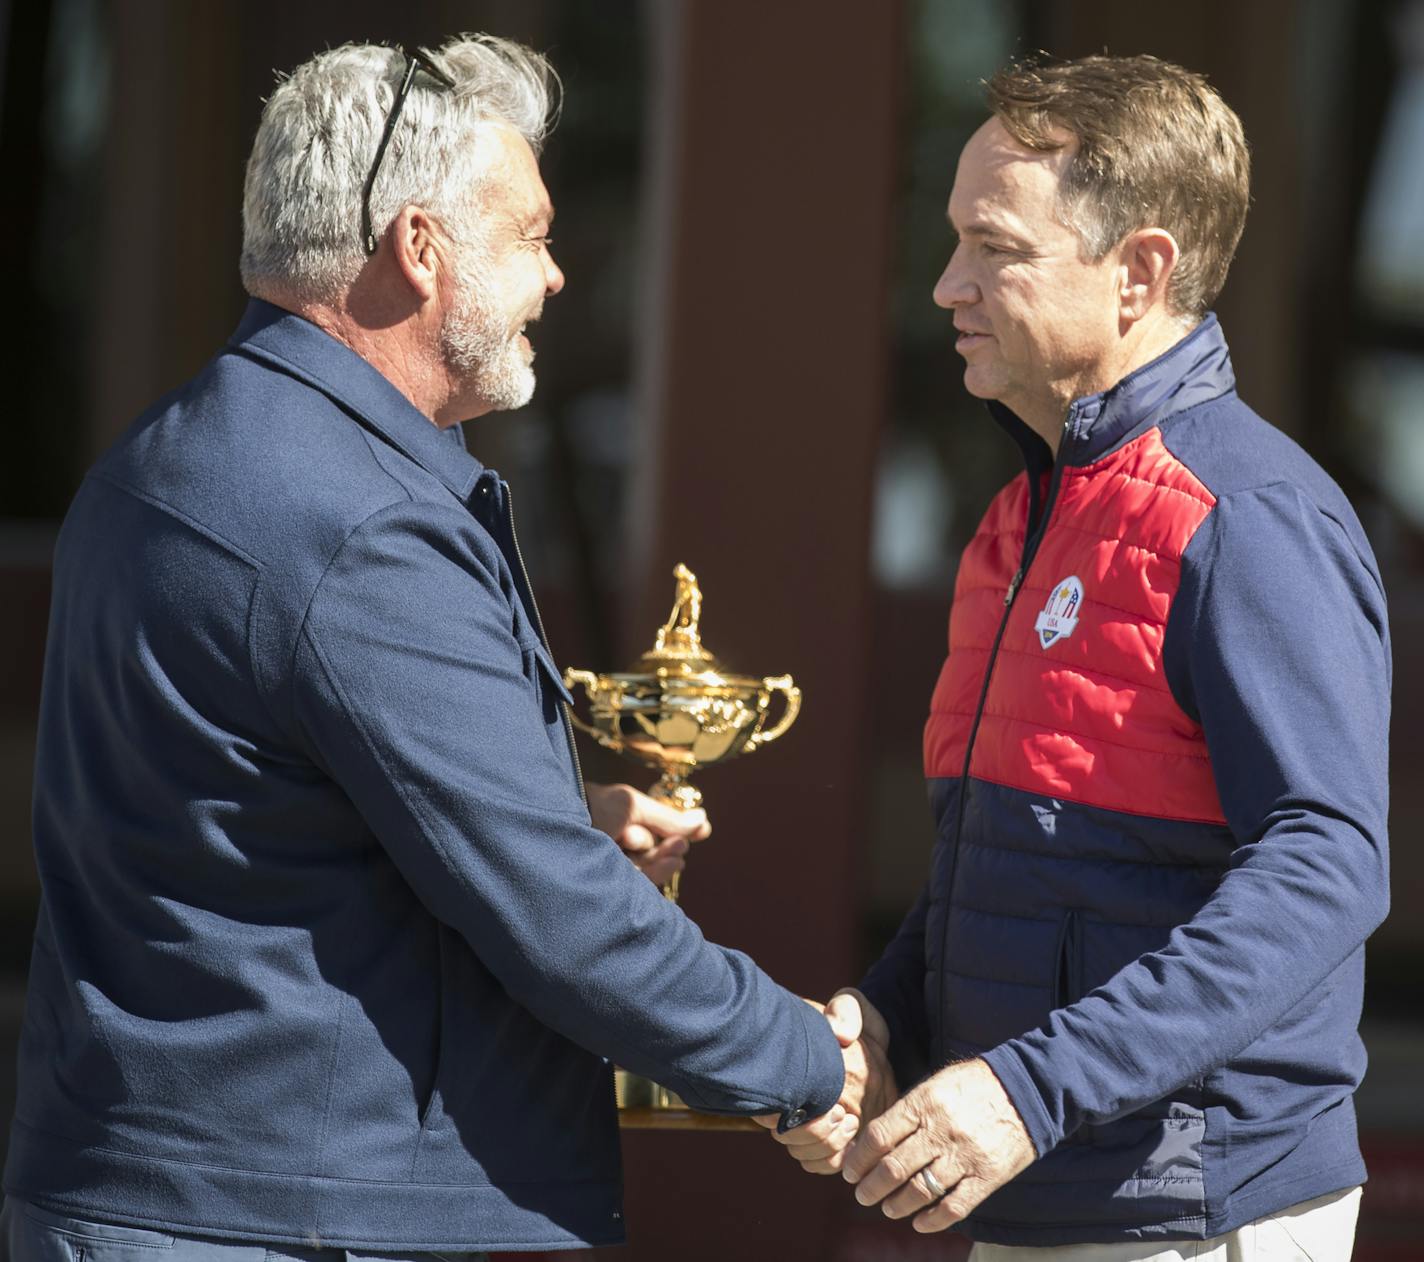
[614,1068,758,1132]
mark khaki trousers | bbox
[969,1187,1362,1262]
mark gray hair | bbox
[240,35,559,303]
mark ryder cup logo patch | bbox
[1034,576,1083,649]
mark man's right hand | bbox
[754,989,897,1173]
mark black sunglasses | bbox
[361,47,456,256]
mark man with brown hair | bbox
[765,55,1389,1259]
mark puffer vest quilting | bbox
[926,426,1222,821]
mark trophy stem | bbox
[648,773,702,902]
[650,772,702,814]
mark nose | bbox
[543,245,565,297]
[933,244,976,309]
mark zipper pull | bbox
[1005,567,1025,607]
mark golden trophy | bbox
[563,563,801,1129]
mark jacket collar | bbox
[227,298,485,501]
[990,312,1236,472]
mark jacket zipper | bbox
[496,479,588,806]
[935,411,1080,1050]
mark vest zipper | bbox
[935,415,1079,1054]
[496,479,588,806]
[1004,568,1025,607]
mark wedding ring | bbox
[918,1166,948,1202]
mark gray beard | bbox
[440,255,537,413]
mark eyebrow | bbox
[948,212,1008,236]
[947,213,1031,247]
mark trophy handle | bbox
[562,669,622,749]
[748,675,801,749]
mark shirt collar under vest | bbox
[989,311,1237,474]
[227,298,485,502]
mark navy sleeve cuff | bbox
[981,1043,1058,1159]
[777,1000,844,1132]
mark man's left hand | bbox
[586,782,710,887]
[841,1058,1035,1232]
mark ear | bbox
[1117,228,1179,324]
[388,205,447,305]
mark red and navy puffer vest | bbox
[862,315,1389,1245]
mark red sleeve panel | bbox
[925,429,1226,825]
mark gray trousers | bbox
[0,1201,488,1262]
[968,1187,1362,1262]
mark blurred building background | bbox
[0,0,1420,1258]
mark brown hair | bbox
[985,54,1250,319]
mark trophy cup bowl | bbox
[562,666,800,816]
[563,564,801,1129]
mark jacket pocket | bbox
[417,927,451,1130]
[1053,910,1092,1144]
[529,642,576,706]
[1054,909,1083,1009]
[525,641,577,743]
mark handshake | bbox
[753,990,1035,1235]
[590,783,1034,1230]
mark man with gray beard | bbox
[0,35,877,1260]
